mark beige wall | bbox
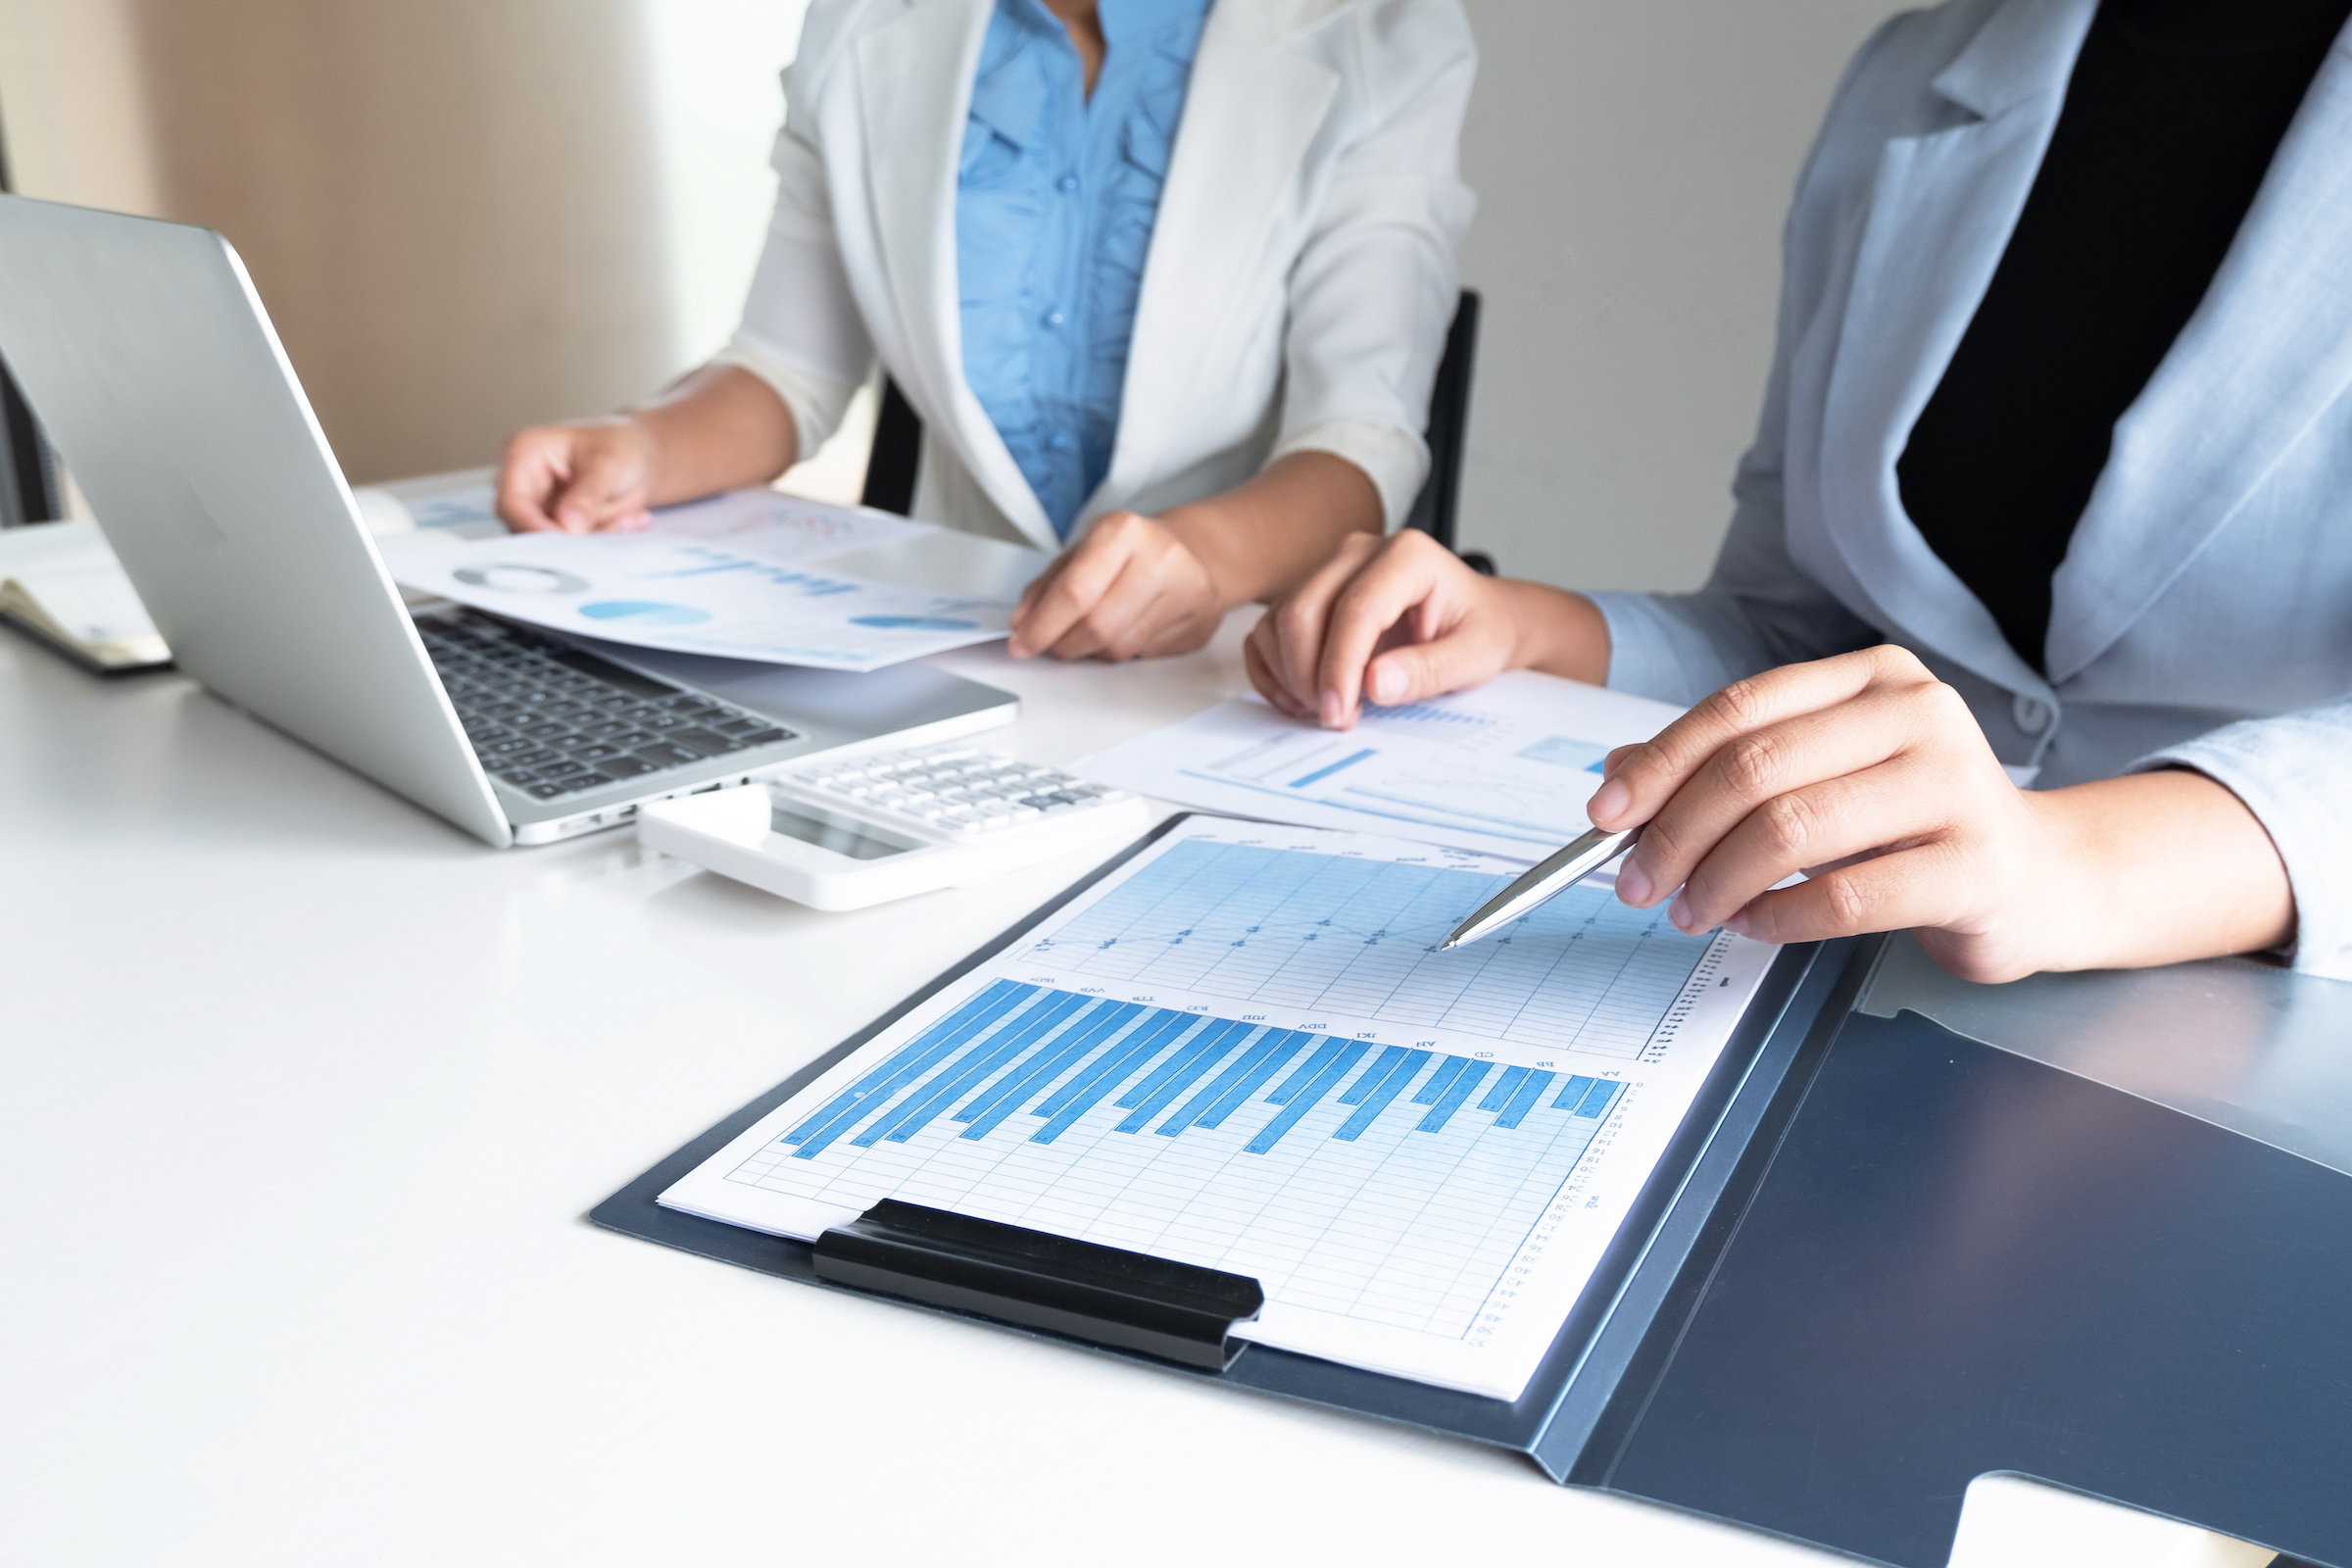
[130,0,678,484]
[2,0,684,486]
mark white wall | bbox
[1454,0,1898,592]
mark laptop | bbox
[0,193,1018,847]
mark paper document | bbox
[388,489,1039,672]
[1072,671,1687,863]
[660,815,1779,1399]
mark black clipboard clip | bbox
[813,1200,1264,1371]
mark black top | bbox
[1896,0,2351,674]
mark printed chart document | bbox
[661,815,1780,1399]
[389,489,1042,671]
[1071,672,1687,862]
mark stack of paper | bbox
[1071,671,1688,863]
[387,489,1046,673]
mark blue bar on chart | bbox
[785,979,1040,1156]
[1288,748,1375,788]
[1336,1049,1433,1140]
[1419,1058,1493,1132]
[1494,1068,1555,1130]
[1479,1065,1531,1113]
[1246,1042,1369,1154]
[1030,1007,1200,1143]
[773,983,1637,1167]
[1156,1029,1310,1138]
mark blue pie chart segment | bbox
[849,614,978,631]
[578,600,712,627]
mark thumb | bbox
[1362,633,1494,709]
[552,437,652,533]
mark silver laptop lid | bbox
[0,194,512,844]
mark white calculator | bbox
[635,743,1150,910]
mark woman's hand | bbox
[1591,645,2294,981]
[496,417,660,534]
[494,366,797,535]
[1007,512,1224,661]
[1245,528,1609,725]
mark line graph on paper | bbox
[677,831,1740,1367]
[1032,840,1712,1059]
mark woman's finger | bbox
[1008,525,1131,658]
[496,433,568,533]
[1265,534,1383,708]
[1358,613,1511,710]
[1590,646,1936,828]
[1721,838,1980,948]
[1314,532,1471,727]
[1666,751,1956,932]
[1246,629,1313,718]
[1615,680,1932,908]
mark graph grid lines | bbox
[720,840,1731,1341]
[1032,841,1710,1059]
[730,979,1635,1335]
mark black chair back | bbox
[861,289,1485,570]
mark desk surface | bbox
[2,612,2291,1568]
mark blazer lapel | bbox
[855,0,1061,550]
[1809,0,2097,698]
[2048,24,2352,682]
[1092,0,1345,512]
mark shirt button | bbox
[2012,693,2052,735]
[1044,310,1064,329]
[1049,433,1070,451]
[1056,174,1078,194]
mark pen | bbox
[1438,823,1643,952]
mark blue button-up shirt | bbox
[956,0,1212,539]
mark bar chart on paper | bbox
[660,819,1780,1396]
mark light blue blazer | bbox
[1592,0,2352,980]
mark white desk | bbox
[1,612,2270,1568]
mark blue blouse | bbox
[955,0,1212,539]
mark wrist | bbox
[1504,584,1610,685]
[1152,509,1243,607]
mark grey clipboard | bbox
[593,813,2352,1567]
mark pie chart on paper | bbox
[578,601,713,628]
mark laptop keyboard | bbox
[419,615,798,801]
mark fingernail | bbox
[1614,859,1652,906]
[1320,692,1343,728]
[1668,892,1698,933]
[1367,664,1399,705]
[1724,909,1754,938]
[1588,778,1630,823]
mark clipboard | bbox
[594,814,2352,1568]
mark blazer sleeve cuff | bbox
[1591,589,1781,708]
[1269,418,1429,532]
[710,341,862,466]
[2132,714,2352,981]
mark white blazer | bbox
[1592,0,2352,978]
[716,0,1477,553]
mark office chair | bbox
[860,289,1491,573]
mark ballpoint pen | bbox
[1438,822,1643,951]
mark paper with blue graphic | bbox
[1072,671,1689,864]
[387,489,1033,670]
[659,815,1779,1397]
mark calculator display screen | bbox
[766,803,912,861]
